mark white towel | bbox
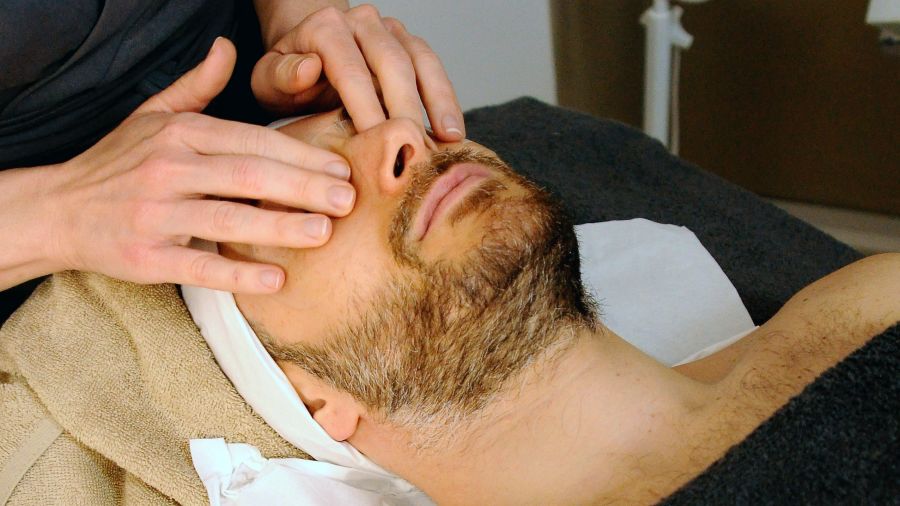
[575,219,756,366]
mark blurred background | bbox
[371,0,899,254]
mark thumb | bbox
[251,51,323,112]
[134,37,237,115]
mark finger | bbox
[346,7,424,130]
[151,246,286,293]
[251,51,324,113]
[135,37,237,115]
[172,154,355,216]
[164,200,333,248]
[158,113,351,177]
[277,8,385,131]
[384,18,465,141]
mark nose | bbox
[344,118,435,197]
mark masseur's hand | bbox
[251,2,465,141]
[45,38,355,293]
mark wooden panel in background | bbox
[552,0,899,215]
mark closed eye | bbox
[333,106,353,135]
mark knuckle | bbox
[239,127,269,156]
[211,202,241,234]
[409,35,435,55]
[231,266,243,288]
[157,115,190,144]
[188,254,216,285]
[293,173,314,201]
[306,22,333,44]
[230,158,262,193]
[129,200,162,233]
[382,17,406,33]
[138,154,178,187]
[351,4,381,21]
[331,64,373,89]
[273,214,297,240]
[428,86,457,106]
[381,49,414,71]
[310,6,345,26]
[120,243,152,270]
[156,113,204,145]
[414,48,447,75]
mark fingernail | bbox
[207,37,222,58]
[323,161,351,180]
[328,185,355,209]
[260,269,283,290]
[442,114,464,138]
[303,215,329,238]
[293,56,310,80]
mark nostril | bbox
[393,144,412,178]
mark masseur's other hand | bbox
[250,3,465,142]
[47,38,355,293]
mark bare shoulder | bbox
[774,253,900,335]
[692,254,900,443]
[677,254,900,384]
[709,255,893,406]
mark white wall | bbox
[361,0,557,111]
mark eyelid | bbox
[332,107,353,135]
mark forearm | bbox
[0,166,67,290]
[253,0,350,49]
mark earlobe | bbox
[275,361,365,442]
[312,398,361,442]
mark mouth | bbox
[412,162,492,241]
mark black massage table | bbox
[465,98,899,504]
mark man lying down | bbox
[1,109,898,506]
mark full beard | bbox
[273,150,599,447]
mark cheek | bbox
[277,207,398,338]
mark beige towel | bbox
[0,272,309,505]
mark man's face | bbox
[231,110,595,440]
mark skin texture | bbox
[230,111,900,504]
[1,39,351,293]
[2,2,463,294]
[253,149,596,446]
[251,3,466,141]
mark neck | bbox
[352,329,727,504]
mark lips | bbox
[412,163,491,240]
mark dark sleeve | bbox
[0,0,101,105]
[0,0,237,169]
[0,0,247,322]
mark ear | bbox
[303,386,363,442]
[287,370,364,442]
[311,395,363,442]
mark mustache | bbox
[388,147,514,266]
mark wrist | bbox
[38,162,83,273]
[0,164,71,289]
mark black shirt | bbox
[0,0,236,169]
[0,0,261,322]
